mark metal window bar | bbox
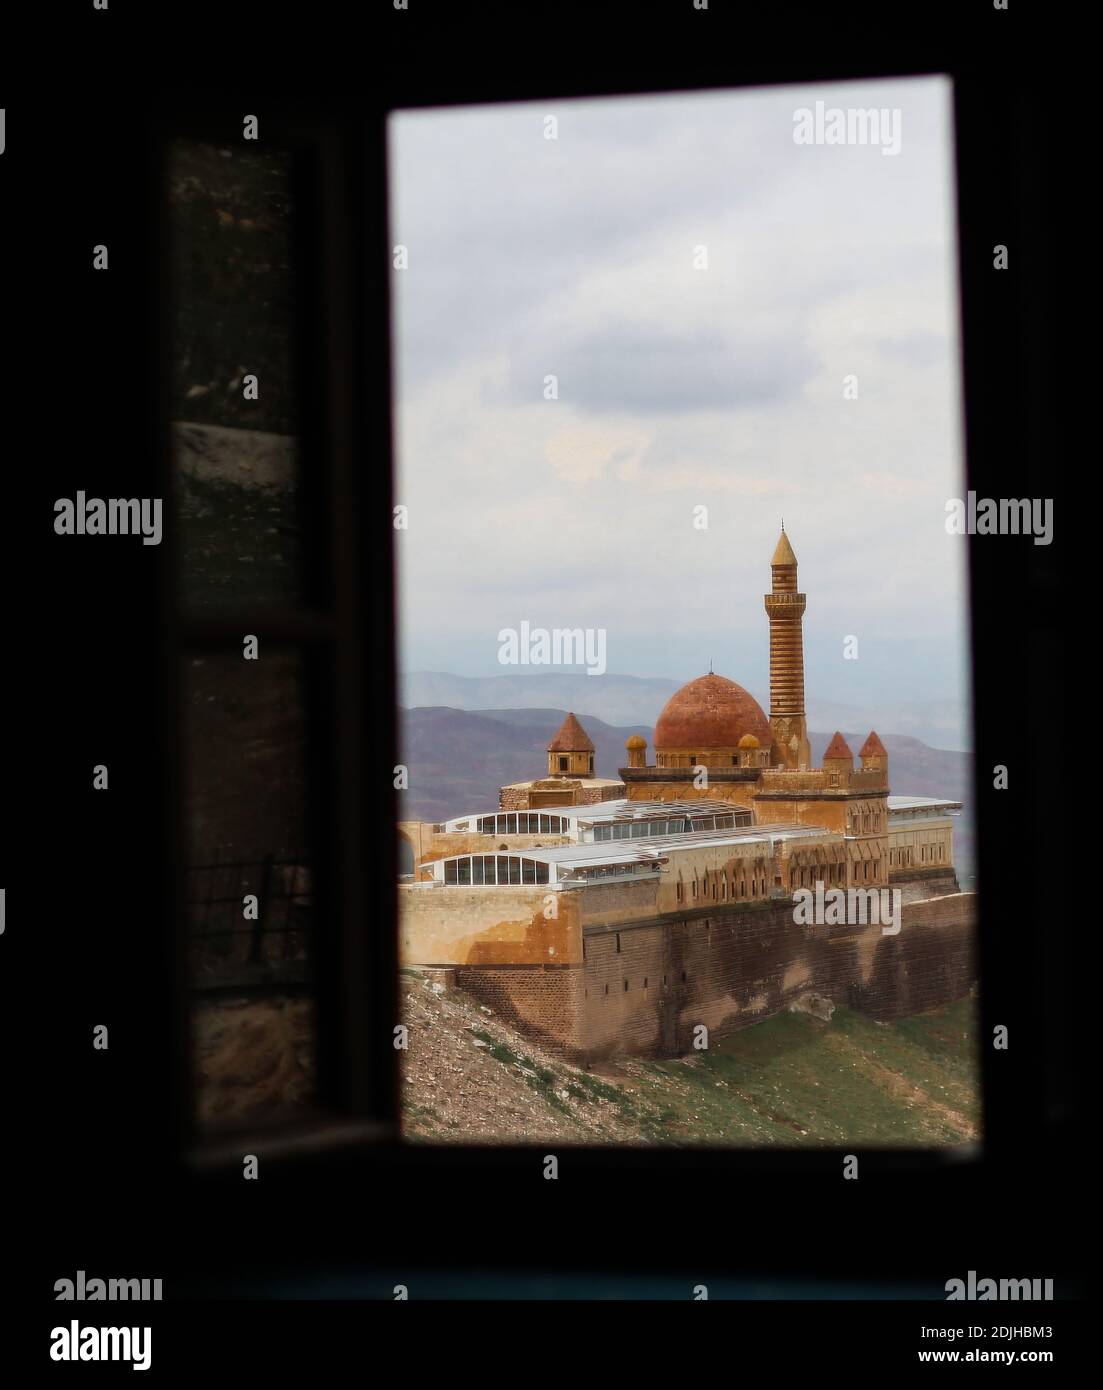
[187,852,312,994]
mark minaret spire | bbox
[764,526,811,769]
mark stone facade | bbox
[499,778,625,810]
[397,528,977,1061]
[442,882,976,1062]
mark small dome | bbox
[737,733,760,749]
[625,734,647,750]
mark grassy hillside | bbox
[401,971,981,1148]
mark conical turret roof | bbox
[547,712,594,752]
[771,526,797,566]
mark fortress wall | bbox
[431,890,978,1062]
[577,903,888,1061]
[573,878,662,927]
[848,893,977,1020]
[398,883,584,966]
[453,965,587,1055]
[892,868,961,903]
[623,781,758,809]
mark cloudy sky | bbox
[389,76,970,728]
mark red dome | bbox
[654,674,770,750]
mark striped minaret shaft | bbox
[764,526,810,768]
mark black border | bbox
[5,0,1078,1336]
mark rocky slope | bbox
[400,970,981,1148]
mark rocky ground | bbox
[399,970,982,1148]
[190,973,980,1145]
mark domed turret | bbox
[654,673,770,768]
[547,713,595,778]
[625,733,647,769]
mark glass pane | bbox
[183,649,314,1131]
[169,138,302,610]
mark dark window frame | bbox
[155,113,398,1166]
[139,37,1064,1215]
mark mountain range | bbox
[400,671,970,753]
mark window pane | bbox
[183,649,315,1131]
[169,139,303,611]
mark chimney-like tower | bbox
[764,525,812,769]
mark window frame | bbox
[142,44,1061,1206]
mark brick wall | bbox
[578,902,839,1061]
[458,890,978,1062]
[849,893,977,1020]
[454,965,587,1055]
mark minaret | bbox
[764,525,812,769]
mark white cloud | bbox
[390,76,968,708]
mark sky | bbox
[388,76,970,725]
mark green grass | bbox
[410,1001,982,1148]
[629,1003,981,1147]
[471,1031,572,1114]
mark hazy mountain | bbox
[400,671,681,728]
[401,671,970,753]
[397,705,975,884]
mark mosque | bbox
[398,529,976,1061]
